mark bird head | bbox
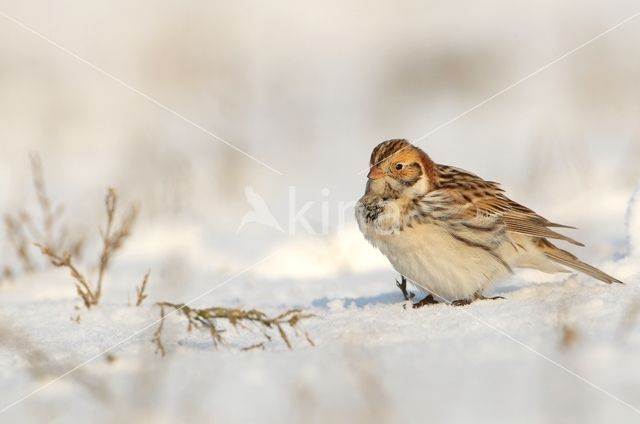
[365,139,437,198]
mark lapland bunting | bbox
[355,139,623,307]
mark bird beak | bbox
[367,165,384,180]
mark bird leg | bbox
[396,275,415,301]
[412,294,438,309]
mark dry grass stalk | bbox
[37,188,139,309]
[152,302,315,356]
[135,270,151,307]
[29,154,64,246]
[21,154,68,252]
[37,245,97,308]
[152,305,169,356]
[96,188,139,301]
[4,215,35,273]
[3,154,85,275]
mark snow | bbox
[627,184,640,257]
[2,1,640,423]
[1,202,640,423]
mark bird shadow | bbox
[311,282,525,311]
[489,284,522,297]
[312,291,406,310]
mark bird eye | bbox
[395,163,403,170]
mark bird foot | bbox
[412,294,438,309]
[396,275,415,301]
[476,294,505,301]
[451,293,506,307]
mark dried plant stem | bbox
[4,154,85,276]
[22,154,65,250]
[29,153,62,246]
[37,188,139,309]
[96,188,139,300]
[37,245,97,308]
[153,306,168,356]
[153,302,315,356]
[4,215,35,273]
[135,271,151,307]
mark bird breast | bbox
[356,195,512,300]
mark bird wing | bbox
[433,165,585,247]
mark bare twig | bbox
[153,302,315,356]
[135,271,151,307]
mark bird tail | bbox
[538,239,623,284]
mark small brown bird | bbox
[355,139,623,307]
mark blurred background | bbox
[2,2,640,423]
[1,0,639,280]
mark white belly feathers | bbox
[356,199,511,300]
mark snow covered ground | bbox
[0,189,639,423]
[2,1,640,423]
